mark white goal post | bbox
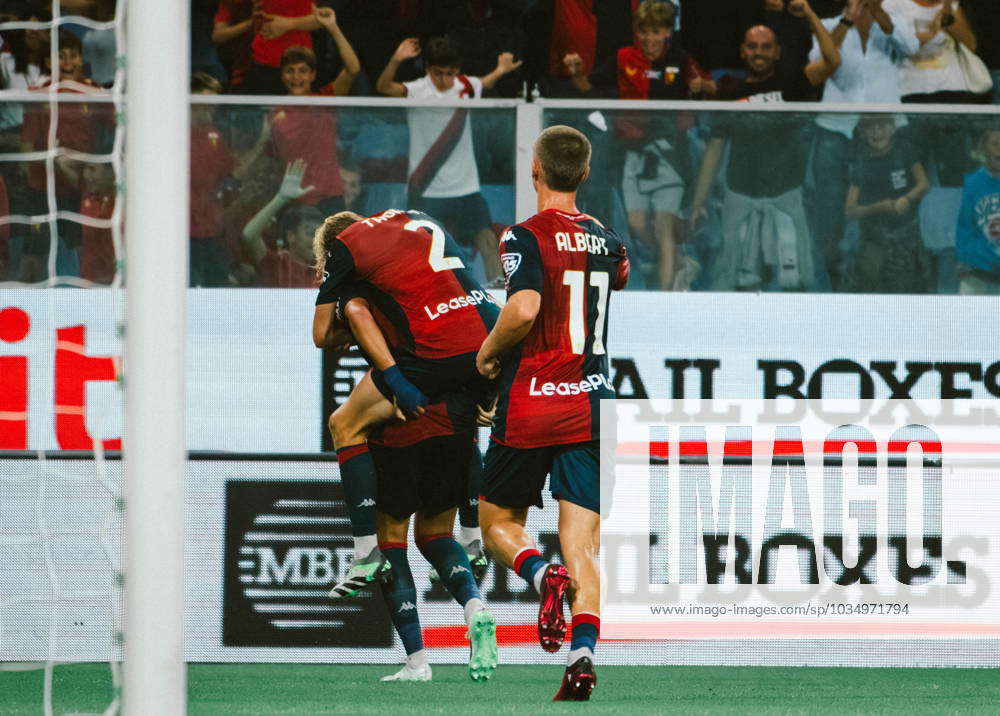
[123,0,189,713]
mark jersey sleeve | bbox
[314,239,356,306]
[468,75,484,98]
[613,243,630,291]
[500,225,544,297]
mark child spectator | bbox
[55,156,117,284]
[844,115,931,294]
[241,159,321,287]
[18,31,102,282]
[245,0,321,95]
[955,127,1000,294]
[268,9,360,214]
[212,0,254,92]
[376,36,522,282]
[190,72,270,286]
[339,157,367,215]
[562,0,714,288]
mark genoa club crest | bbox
[501,252,522,277]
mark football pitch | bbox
[4,663,999,715]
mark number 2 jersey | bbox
[491,208,629,449]
[315,209,499,360]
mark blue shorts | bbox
[482,440,599,514]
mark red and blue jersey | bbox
[491,209,629,448]
[315,209,499,359]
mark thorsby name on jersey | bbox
[492,209,629,449]
[316,209,500,366]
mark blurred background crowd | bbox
[1,0,999,294]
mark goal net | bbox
[0,2,125,714]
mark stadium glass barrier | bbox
[539,101,1000,296]
[188,97,518,290]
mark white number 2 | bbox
[405,219,465,272]
[563,270,609,355]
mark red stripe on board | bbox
[423,623,574,648]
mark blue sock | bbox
[379,545,423,655]
[418,534,480,606]
[514,548,547,590]
[459,451,482,529]
[336,444,377,537]
[571,613,599,655]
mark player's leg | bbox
[460,447,487,580]
[429,447,487,584]
[415,508,496,682]
[328,371,400,595]
[375,511,431,682]
[480,443,570,653]
[550,442,601,701]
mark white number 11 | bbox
[563,270,609,355]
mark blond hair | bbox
[634,1,674,32]
[312,211,364,278]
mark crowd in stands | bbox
[1,0,999,294]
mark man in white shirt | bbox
[807,0,918,288]
[377,37,522,283]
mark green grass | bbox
[3,663,998,715]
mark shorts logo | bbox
[501,252,522,278]
[398,601,417,612]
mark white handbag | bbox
[955,40,993,95]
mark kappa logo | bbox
[398,601,417,612]
[501,252,522,277]
[501,229,516,243]
[450,565,470,577]
[357,498,376,507]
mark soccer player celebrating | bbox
[330,289,498,683]
[475,126,629,701]
[312,209,499,598]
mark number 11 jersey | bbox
[491,209,630,449]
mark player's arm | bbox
[613,244,631,291]
[312,302,353,353]
[340,291,427,417]
[476,290,541,378]
[376,38,419,97]
[476,226,543,379]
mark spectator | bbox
[268,11,361,217]
[844,115,931,293]
[690,5,840,292]
[240,159,321,287]
[888,0,985,103]
[807,0,918,288]
[0,5,50,281]
[955,127,1000,294]
[245,0,321,95]
[414,0,527,98]
[18,31,103,282]
[887,0,988,189]
[339,157,367,215]
[80,0,117,87]
[190,72,270,286]
[376,36,522,282]
[212,0,254,92]
[561,0,713,288]
[54,157,117,284]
